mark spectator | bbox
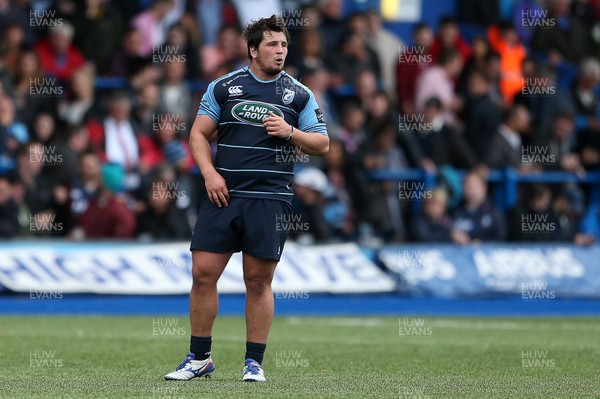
[327,31,381,86]
[336,103,367,155]
[35,22,86,83]
[486,104,531,170]
[163,22,200,79]
[365,10,403,100]
[132,83,161,135]
[0,95,28,171]
[532,0,588,63]
[509,184,563,241]
[322,138,368,239]
[90,92,144,191]
[70,0,125,72]
[105,27,151,77]
[462,69,502,160]
[291,167,333,244]
[131,0,176,57]
[318,0,346,53]
[0,173,20,238]
[11,49,52,126]
[409,187,453,242]
[74,163,136,239]
[359,124,409,242]
[136,174,191,240]
[69,149,102,222]
[0,22,26,77]
[417,97,481,170]
[514,66,565,141]
[303,67,339,130]
[155,117,194,172]
[43,123,87,184]
[396,23,434,114]
[571,58,600,134]
[487,22,527,105]
[354,69,378,113]
[430,16,471,64]
[484,50,503,104]
[200,25,246,80]
[415,48,464,125]
[158,61,192,127]
[554,187,584,242]
[58,64,98,125]
[30,112,56,146]
[15,142,53,215]
[451,170,507,243]
[541,111,583,173]
[458,35,490,96]
[288,29,325,78]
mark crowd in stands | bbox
[0,0,599,245]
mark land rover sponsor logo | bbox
[231,101,283,126]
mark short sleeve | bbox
[197,80,221,123]
[298,90,328,135]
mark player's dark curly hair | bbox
[244,15,290,61]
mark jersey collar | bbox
[246,67,283,83]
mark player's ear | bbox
[250,46,258,59]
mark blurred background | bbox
[0,0,599,307]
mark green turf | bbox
[0,316,598,398]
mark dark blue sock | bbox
[245,341,267,365]
[190,336,212,360]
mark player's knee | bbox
[192,265,219,288]
[244,276,272,295]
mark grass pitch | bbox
[0,316,598,398]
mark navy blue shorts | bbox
[190,197,291,261]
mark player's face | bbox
[253,30,288,77]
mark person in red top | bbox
[35,21,86,82]
[75,163,136,239]
[396,23,434,114]
[430,16,471,65]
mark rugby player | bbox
[164,15,329,382]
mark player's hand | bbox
[263,111,291,139]
[204,170,229,207]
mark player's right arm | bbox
[190,86,229,207]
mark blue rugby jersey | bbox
[198,67,327,203]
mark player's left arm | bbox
[263,91,329,156]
